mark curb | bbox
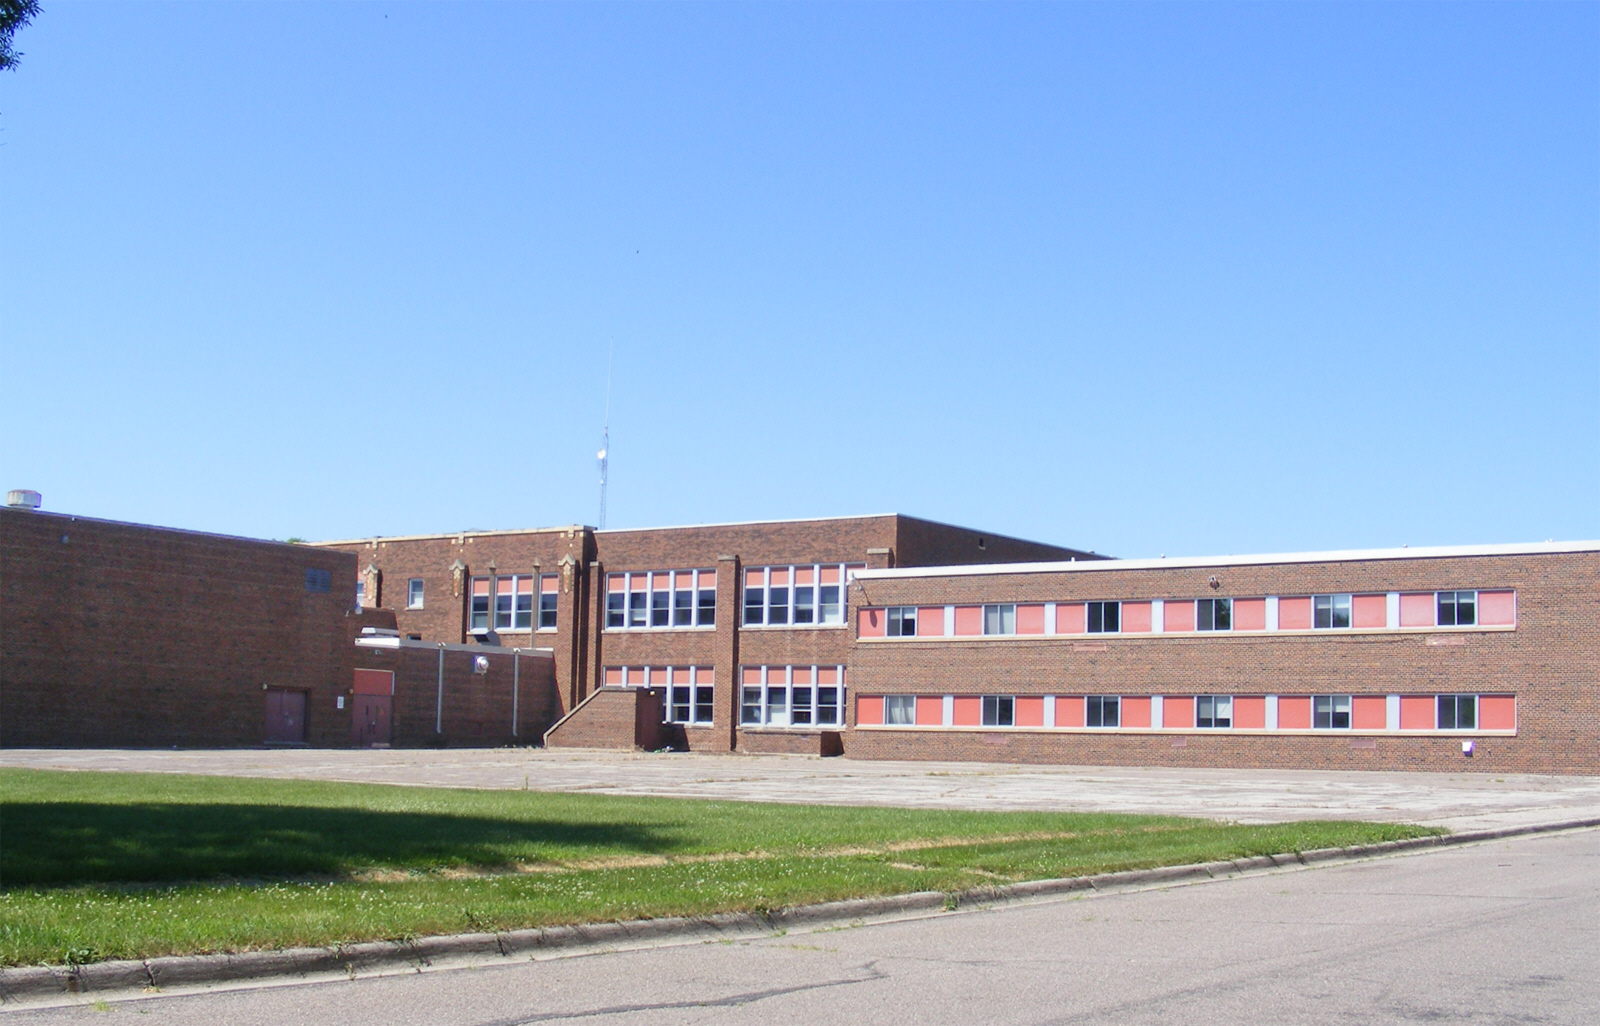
[4,816,1596,1005]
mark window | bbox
[606,570,717,630]
[407,578,425,610]
[355,579,365,606]
[304,568,332,593]
[667,683,715,725]
[741,666,846,727]
[538,576,558,629]
[470,577,491,631]
[1437,694,1478,730]
[1196,598,1232,631]
[741,687,762,725]
[1086,696,1119,727]
[743,565,858,627]
[1196,695,1232,728]
[1086,601,1120,633]
[981,695,1014,726]
[1313,594,1352,629]
[887,606,917,637]
[1438,591,1477,626]
[884,695,916,725]
[493,575,536,630]
[1313,695,1352,729]
[817,685,840,726]
[983,604,1016,635]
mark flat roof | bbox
[853,540,1600,581]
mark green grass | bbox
[0,768,1438,966]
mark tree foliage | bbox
[1,0,42,71]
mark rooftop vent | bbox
[6,490,41,510]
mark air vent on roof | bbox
[6,490,41,510]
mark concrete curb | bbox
[4,816,1596,1005]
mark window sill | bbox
[740,623,851,632]
[852,724,1519,737]
[856,624,1517,642]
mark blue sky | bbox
[2,2,1594,557]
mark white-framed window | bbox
[605,570,716,630]
[742,565,859,628]
[1437,694,1478,730]
[887,606,917,637]
[469,577,491,631]
[666,667,716,726]
[538,575,558,629]
[1437,591,1477,626]
[1196,598,1232,631]
[1313,594,1352,629]
[1196,695,1232,728]
[883,694,915,726]
[740,665,846,727]
[983,604,1016,635]
[981,695,1014,726]
[355,580,365,606]
[407,578,425,610]
[493,575,536,630]
[1086,601,1120,633]
[1312,695,1352,729]
[1086,695,1119,727]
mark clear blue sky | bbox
[2,2,1595,557]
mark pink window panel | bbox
[818,666,839,686]
[1121,602,1153,633]
[652,572,672,590]
[648,667,668,686]
[607,573,626,592]
[915,696,943,726]
[1399,696,1434,729]
[1350,594,1386,629]
[794,567,816,586]
[1352,695,1386,730]
[952,696,982,726]
[672,570,692,589]
[743,666,763,686]
[917,608,946,637]
[472,578,491,597]
[953,606,983,635]
[1233,696,1266,729]
[671,667,691,686]
[1057,603,1086,634]
[1121,696,1152,728]
[857,696,884,726]
[1016,605,1046,635]
[517,577,534,595]
[1162,601,1195,633]
[697,570,717,590]
[745,568,765,588]
[542,575,559,594]
[1056,696,1086,728]
[820,566,841,585]
[1278,597,1312,630]
[1163,697,1194,729]
[859,608,885,637]
[1277,696,1312,729]
[1015,696,1045,727]
[1479,591,1516,626]
[693,667,714,685]
[769,568,790,587]
[495,577,513,597]
[604,667,624,686]
[1480,695,1516,730]
[630,575,648,592]
[792,666,813,685]
[1399,593,1435,627]
[1233,598,1266,631]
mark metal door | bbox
[351,694,392,747]
[264,688,307,743]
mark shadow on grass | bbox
[1,803,681,887]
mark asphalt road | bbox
[9,829,1597,1025]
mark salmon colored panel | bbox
[518,577,534,594]
[650,572,670,590]
[818,666,839,685]
[915,696,944,726]
[917,608,946,637]
[951,696,982,726]
[648,667,668,686]
[1399,593,1435,627]
[745,569,765,587]
[1016,605,1046,635]
[495,577,512,596]
[472,578,491,597]
[1352,695,1387,730]
[1233,696,1266,729]
[542,575,559,594]
[630,575,648,592]
[1058,603,1086,634]
[1479,591,1516,626]
[1277,696,1311,729]
[1122,696,1152,728]
[697,570,717,590]
[857,696,884,726]
[672,667,691,685]
[603,667,624,686]
[794,567,816,586]
[353,669,394,695]
[1278,597,1312,630]
[1352,595,1386,629]
[821,566,841,585]
[1163,601,1195,633]
[607,573,626,590]
[1480,695,1516,729]
[694,667,715,685]
[792,666,813,684]
[1233,599,1266,631]
[1122,602,1152,633]
[1056,696,1086,727]
[953,606,983,635]
[859,608,886,637]
[743,666,763,685]
[1399,696,1434,729]
[1015,696,1045,727]
[1164,697,1194,729]
[769,568,790,587]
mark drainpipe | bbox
[436,643,446,735]
[512,649,520,738]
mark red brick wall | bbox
[893,515,1103,567]
[352,644,558,748]
[544,687,664,750]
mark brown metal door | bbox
[264,688,307,743]
[351,694,392,747]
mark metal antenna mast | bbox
[597,340,613,530]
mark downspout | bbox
[436,643,446,735]
[512,649,520,738]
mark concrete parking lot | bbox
[4,747,1598,832]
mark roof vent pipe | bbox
[6,490,41,510]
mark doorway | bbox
[264,688,307,744]
[352,668,394,747]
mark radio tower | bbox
[597,341,613,530]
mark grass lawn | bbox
[0,767,1438,967]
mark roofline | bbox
[889,513,1106,558]
[594,513,900,535]
[310,513,907,547]
[853,540,1600,581]
[1,507,350,557]
[309,526,590,547]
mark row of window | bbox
[470,575,559,632]
[602,666,716,725]
[859,693,1513,731]
[742,564,860,627]
[605,570,718,630]
[740,664,848,727]
[864,590,1513,638]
